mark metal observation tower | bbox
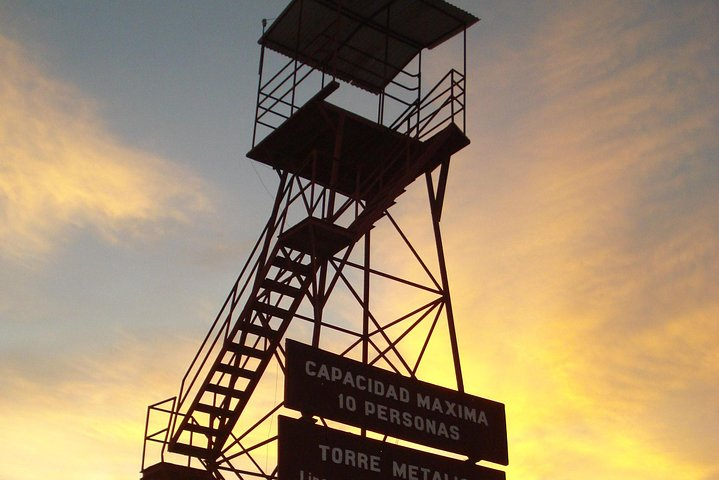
[140,1,492,479]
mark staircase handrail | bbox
[175,220,271,411]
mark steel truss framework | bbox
[141,1,478,479]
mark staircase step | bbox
[241,320,279,338]
[253,301,291,320]
[261,278,303,298]
[216,363,256,378]
[225,342,267,358]
[205,383,246,398]
[169,442,213,459]
[272,255,311,276]
[184,423,220,437]
[195,403,231,417]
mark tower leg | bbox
[426,160,464,392]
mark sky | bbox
[0,1,717,479]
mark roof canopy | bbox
[260,0,478,94]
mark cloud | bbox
[440,1,718,478]
[0,34,211,264]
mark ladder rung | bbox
[184,423,220,437]
[253,301,291,320]
[225,343,266,358]
[272,255,311,276]
[169,442,212,459]
[261,278,303,298]
[241,320,279,338]
[216,363,256,379]
[194,403,231,417]
[205,383,246,398]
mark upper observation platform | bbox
[247,81,469,205]
[259,0,478,94]
[249,0,476,212]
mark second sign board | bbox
[278,416,505,480]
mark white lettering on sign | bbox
[299,470,326,480]
[305,360,411,403]
[318,444,381,473]
[304,361,489,428]
[417,394,489,426]
[392,461,468,480]
[364,400,460,441]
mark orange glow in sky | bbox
[0,1,717,479]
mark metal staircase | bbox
[168,217,357,462]
[140,1,479,478]
[169,245,312,460]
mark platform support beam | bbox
[426,160,464,393]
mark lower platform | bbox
[141,462,213,480]
[279,217,356,258]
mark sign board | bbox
[278,416,505,480]
[284,340,508,465]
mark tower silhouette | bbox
[141,1,479,478]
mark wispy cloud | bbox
[442,1,718,478]
[0,35,211,264]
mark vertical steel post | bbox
[425,167,464,392]
[251,21,267,148]
[416,50,422,138]
[362,231,371,365]
[462,28,467,133]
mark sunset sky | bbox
[1,1,717,479]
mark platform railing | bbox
[142,396,214,472]
[253,19,424,148]
[253,57,321,146]
[390,68,466,140]
[141,397,176,471]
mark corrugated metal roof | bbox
[259,0,478,94]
